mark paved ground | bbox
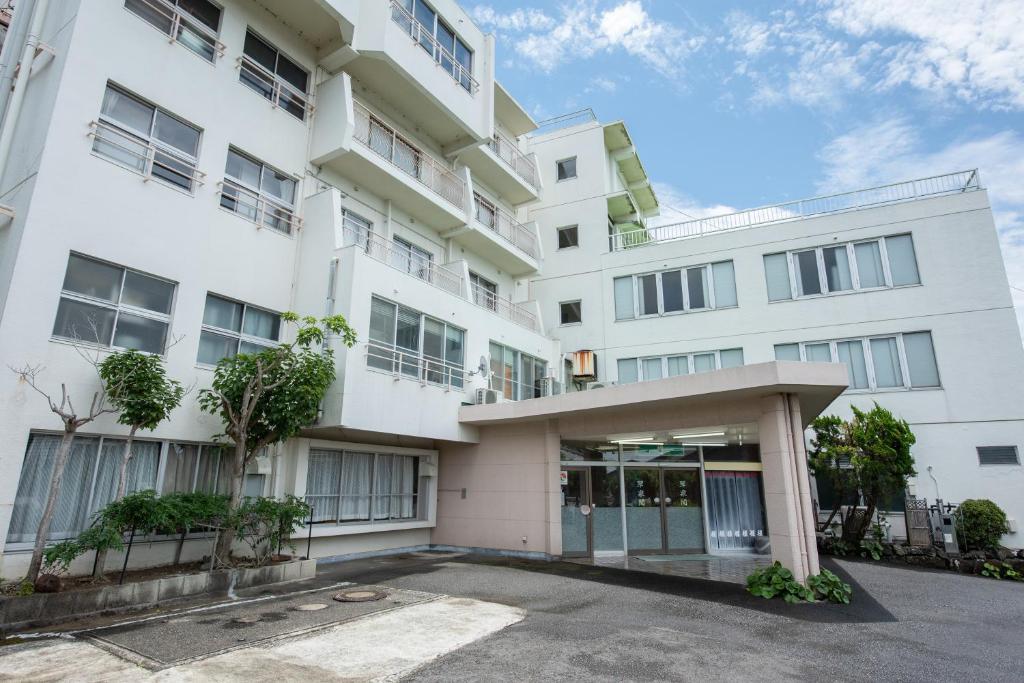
[569,553,773,583]
[2,553,1022,682]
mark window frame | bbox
[469,271,498,311]
[766,234,920,302]
[366,295,465,389]
[52,252,176,354]
[557,225,580,250]
[555,156,578,182]
[220,146,299,235]
[305,448,422,525]
[395,0,475,92]
[614,260,737,321]
[617,348,744,383]
[559,299,582,326]
[774,331,940,392]
[238,28,311,121]
[123,0,225,63]
[197,293,282,366]
[489,341,549,400]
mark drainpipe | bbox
[787,393,820,577]
[781,393,810,579]
[0,0,50,188]
[0,0,37,123]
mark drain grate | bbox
[333,589,387,603]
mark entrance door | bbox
[560,468,591,557]
[624,467,705,554]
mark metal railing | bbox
[389,0,478,94]
[125,0,226,62]
[474,198,539,259]
[89,120,205,192]
[488,132,539,190]
[365,341,467,391]
[353,100,466,209]
[529,109,599,137]
[238,54,313,120]
[469,281,539,332]
[340,223,464,297]
[612,169,983,251]
[218,178,301,235]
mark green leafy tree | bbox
[809,403,916,544]
[199,313,356,563]
[92,350,184,578]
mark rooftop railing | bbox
[529,109,598,137]
[469,281,539,332]
[389,0,479,94]
[474,198,539,260]
[353,100,466,210]
[488,132,539,190]
[611,170,983,251]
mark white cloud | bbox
[649,181,738,228]
[471,2,703,78]
[587,76,618,93]
[816,117,1024,327]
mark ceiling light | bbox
[672,431,726,439]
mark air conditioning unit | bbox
[586,381,616,391]
[475,388,504,405]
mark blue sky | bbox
[470,0,1024,324]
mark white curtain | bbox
[774,343,801,361]
[712,261,737,307]
[855,241,885,288]
[903,332,939,387]
[373,455,394,520]
[617,358,638,384]
[720,348,745,369]
[837,340,869,389]
[763,253,792,301]
[342,452,372,521]
[886,235,920,286]
[870,337,903,387]
[305,449,342,522]
[163,443,199,493]
[613,276,634,320]
[90,439,159,517]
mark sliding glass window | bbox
[613,260,737,320]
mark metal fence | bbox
[474,198,539,259]
[488,132,539,189]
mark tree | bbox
[198,313,356,563]
[91,350,184,578]
[9,364,114,583]
[809,403,916,544]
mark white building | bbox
[0,0,1017,582]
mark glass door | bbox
[624,468,663,552]
[560,468,591,557]
[662,469,705,552]
[705,471,766,550]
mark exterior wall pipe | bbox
[788,393,821,577]
[0,0,49,189]
[0,0,37,124]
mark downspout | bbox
[0,0,50,188]
[0,0,37,122]
[781,392,810,579]
[787,393,820,577]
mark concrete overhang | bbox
[459,361,849,428]
[495,81,537,137]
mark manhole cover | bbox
[334,589,387,602]
[233,615,261,624]
[294,603,329,611]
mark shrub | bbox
[958,499,1010,551]
[746,562,815,603]
[807,569,853,603]
[226,496,311,567]
[980,562,1022,581]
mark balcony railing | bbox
[238,54,314,120]
[125,0,226,62]
[469,281,539,332]
[389,0,479,94]
[474,199,539,259]
[89,120,205,193]
[488,132,539,190]
[218,178,301,235]
[353,100,466,210]
[365,341,466,391]
[341,223,463,297]
[612,169,983,251]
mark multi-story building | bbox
[0,0,1017,583]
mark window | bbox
[53,253,174,353]
[220,148,298,234]
[306,449,419,523]
[392,236,433,281]
[764,234,920,301]
[197,294,281,365]
[367,296,464,389]
[613,261,737,320]
[774,331,940,392]
[341,208,373,249]
[392,0,474,91]
[560,300,582,325]
[239,29,310,120]
[469,272,497,311]
[474,193,497,230]
[8,434,162,543]
[617,349,744,383]
[124,0,222,62]
[557,225,579,249]
[161,443,232,494]
[977,446,1020,466]
[489,342,549,400]
[93,84,201,192]
[556,157,577,181]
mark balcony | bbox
[345,0,494,151]
[460,131,541,205]
[611,169,983,251]
[443,198,540,276]
[469,281,539,331]
[311,78,469,229]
